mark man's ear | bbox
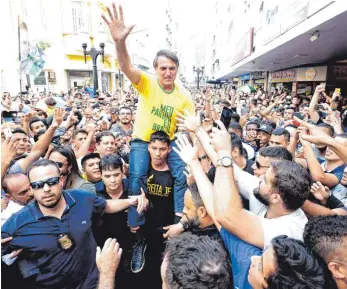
[168,146,172,154]
[328,262,346,280]
[198,206,207,218]
[4,194,13,201]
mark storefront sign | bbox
[270,69,296,83]
[228,28,254,67]
[251,71,265,80]
[327,66,347,81]
[240,74,250,81]
[296,66,327,81]
[48,72,56,83]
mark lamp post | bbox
[193,66,204,90]
[82,42,105,95]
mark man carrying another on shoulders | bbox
[102,3,194,273]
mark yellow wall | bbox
[66,54,111,69]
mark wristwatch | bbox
[179,220,189,231]
[217,156,233,168]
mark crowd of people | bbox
[1,3,347,289]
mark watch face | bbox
[221,157,232,167]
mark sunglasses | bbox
[55,161,68,168]
[256,161,270,170]
[30,177,60,190]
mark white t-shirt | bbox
[233,165,308,249]
[261,208,308,249]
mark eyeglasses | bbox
[120,112,131,116]
[30,177,60,190]
[55,161,68,168]
[256,161,270,170]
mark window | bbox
[72,1,84,33]
[34,72,46,86]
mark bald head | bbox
[3,173,33,206]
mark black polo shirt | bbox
[1,190,106,289]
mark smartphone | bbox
[4,128,12,140]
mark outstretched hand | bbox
[176,110,201,133]
[210,120,231,154]
[173,134,199,166]
[102,3,135,43]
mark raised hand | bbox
[314,85,325,95]
[101,3,135,43]
[52,108,64,128]
[210,120,231,154]
[294,116,330,146]
[96,238,123,275]
[176,110,201,133]
[2,138,20,162]
[173,134,199,166]
[311,182,330,205]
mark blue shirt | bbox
[1,189,106,289]
[84,86,95,98]
[220,228,262,289]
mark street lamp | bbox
[82,42,105,94]
[193,66,204,90]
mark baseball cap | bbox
[256,123,273,134]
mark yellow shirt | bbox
[132,73,195,141]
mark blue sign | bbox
[240,73,250,81]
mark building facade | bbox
[1,0,179,95]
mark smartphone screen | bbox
[335,88,341,94]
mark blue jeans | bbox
[128,139,187,227]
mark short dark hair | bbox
[81,153,101,169]
[259,146,293,161]
[272,128,290,143]
[33,129,46,142]
[149,131,170,146]
[96,131,115,144]
[271,160,311,211]
[188,183,204,208]
[153,49,179,68]
[45,97,56,106]
[317,123,334,137]
[304,215,347,263]
[164,233,232,289]
[29,117,45,131]
[119,106,132,114]
[230,133,243,155]
[100,153,123,173]
[73,129,88,139]
[12,128,27,136]
[229,122,242,132]
[267,235,327,289]
[230,113,240,123]
[246,121,260,129]
[27,159,60,180]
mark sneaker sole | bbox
[131,243,147,274]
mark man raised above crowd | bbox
[102,3,194,272]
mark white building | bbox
[1,0,178,95]
[203,0,347,93]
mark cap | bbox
[256,123,273,134]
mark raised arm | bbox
[211,122,264,249]
[309,85,324,123]
[18,109,64,173]
[173,135,221,230]
[300,134,339,188]
[102,4,141,85]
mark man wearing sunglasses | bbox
[1,159,146,289]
